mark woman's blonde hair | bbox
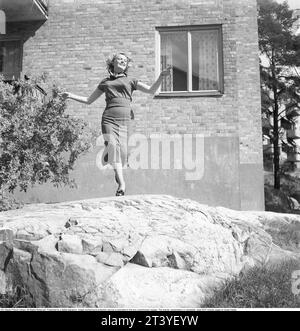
[106,53,132,76]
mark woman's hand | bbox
[59,92,70,100]
[160,66,172,77]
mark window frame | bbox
[0,37,23,81]
[155,25,224,98]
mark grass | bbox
[202,260,300,309]
[0,286,35,309]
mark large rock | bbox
[0,195,299,308]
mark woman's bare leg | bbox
[113,163,126,192]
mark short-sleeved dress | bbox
[98,74,139,166]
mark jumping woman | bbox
[61,53,171,196]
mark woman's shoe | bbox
[116,189,125,196]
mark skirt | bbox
[101,98,132,167]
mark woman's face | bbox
[113,54,128,74]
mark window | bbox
[156,25,224,96]
[0,40,22,81]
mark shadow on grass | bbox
[202,260,300,309]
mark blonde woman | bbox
[61,53,171,196]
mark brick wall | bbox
[6,0,264,209]
[22,0,242,136]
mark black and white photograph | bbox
[0,0,299,316]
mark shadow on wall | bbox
[14,136,264,210]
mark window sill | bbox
[154,91,224,98]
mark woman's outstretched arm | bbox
[61,87,103,105]
[136,67,172,95]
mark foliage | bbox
[265,173,300,214]
[265,183,292,213]
[0,194,24,212]
[202,260,300,308]
[258,0,300,189]
[0,286,36,308]
[0,74,98,203]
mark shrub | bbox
[0,75,98,209]
[264,183,292,213]
[202,260,300,308]
[0,194,23,212]
[265,174,300,214]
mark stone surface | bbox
[98,263,228,309]
[96,252,125,268]
[0,270,6,295]
[0,243,13,271]
[0,229,14,242]
[57,234,83,255]
[0,195,299,308]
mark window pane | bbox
[160,32,188,92]
[192,30,219,91]
[0,41,22,80]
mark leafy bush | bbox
[264,183,293,213]
[0,75,97,209]
[202,260,300,308]
[280,174,300,198]
[265,174,300,214]
[0,194,23,212]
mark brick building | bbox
[0,0,264,210]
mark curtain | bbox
[161,35,173,92]
[192,30,219,91]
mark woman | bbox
[61,53,171,196]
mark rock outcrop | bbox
[0,195,299,308]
